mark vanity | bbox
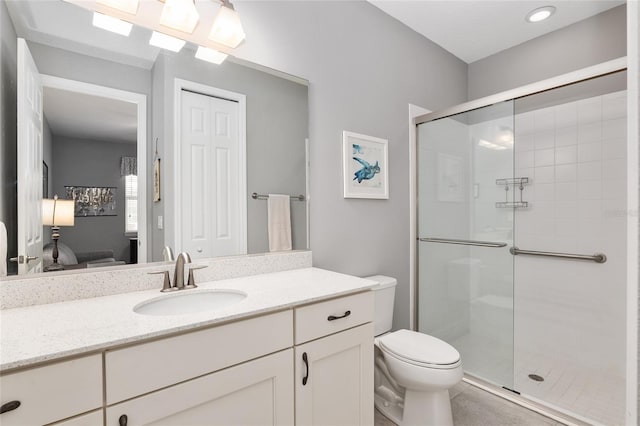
[0,266,376,426]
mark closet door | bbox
[179,89,245,258]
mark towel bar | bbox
[251,193,305,201]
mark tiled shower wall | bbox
[513,90,627,424]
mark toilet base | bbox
[374,390,403,425]
[401,389,453,426]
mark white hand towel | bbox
[0,221,7,277]
[268,194,292,252]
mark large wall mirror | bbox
[1,0,309,276]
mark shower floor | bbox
[451,333,625,426]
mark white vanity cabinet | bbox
[104,310,293,425]
[0,354,102,426]
[294,292,374,426]
[0,278,376,426]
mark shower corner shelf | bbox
[495,201,529,208]
[496,176,529,209]
[495,177,529,186]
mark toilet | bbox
[367,275,463,426]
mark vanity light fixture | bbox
[195,46,228,64]
[92,12,133,36]
[149,31,186,52]
[525,6,556,23]
[96,0,139,15]
[159,0,200,34]
[208,0,246,49]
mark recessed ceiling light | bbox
[195,46,228,65]
[92,12,133,36]
[526,6,556,23]
[149,31,186,52]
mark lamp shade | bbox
[160,0,200,34]
[208,4,245,48]
[42,198,75,227]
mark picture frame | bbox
[65,186,117,216]
[343,131,389,199]
[153,158,161,202]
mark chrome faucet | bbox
[173,252,192,289]
[162,246,174,261]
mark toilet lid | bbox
[378,330,460,367]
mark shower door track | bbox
[462,373,592,426]
[414,57,626,125]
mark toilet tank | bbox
[364,275,397,336]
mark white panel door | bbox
[295,323,374,426]
[180,90,243,258]
[16,38,43,274]
[106,349,294,425]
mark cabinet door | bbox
[295,323,373,426]
[106,349,293,426]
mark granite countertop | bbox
[0,267,376,372]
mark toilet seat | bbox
[378,329,461,369]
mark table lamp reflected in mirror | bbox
[42,196,75,272]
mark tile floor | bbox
[451,332,624,425]
[374,381,565,426]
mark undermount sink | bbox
[133,289,247,316]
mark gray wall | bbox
[233,1,469,330]
[42,117,52,244]
[152,50,308,259]
[51,136,136,262]
[150,53,165,262]
[468,5,627,100]
[630,1,640,424]
[0,0,17,274]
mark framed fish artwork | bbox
[342,131,389,199]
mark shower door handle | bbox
[510,247,607,263]
[419,237,507,248]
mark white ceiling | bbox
[43,87,138,144]
[368,0,625,63]
[6,1,142,143]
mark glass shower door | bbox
[417,100,515,388]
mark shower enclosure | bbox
[416,66,627,425]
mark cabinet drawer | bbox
[295,291,373,344]
[106,310,293,404]
[106,349,293,426]
[0,355,102,426]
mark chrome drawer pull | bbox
[327,310,351,321]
